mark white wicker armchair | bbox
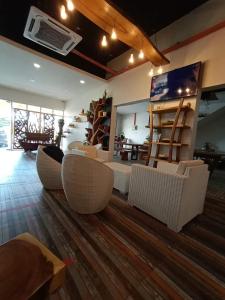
[128,160,209,232]
[62,155,113,213]
[36,146,63,190]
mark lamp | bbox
[129,53,134,64]
[101,35,108,47]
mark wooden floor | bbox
[1,151,225,300]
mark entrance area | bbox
[0,99,11,150]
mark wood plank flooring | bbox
[0,151,225,299]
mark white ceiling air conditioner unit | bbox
[23,6,82,56]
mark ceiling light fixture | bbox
[148,68,154,77]
[33,63,40,69]
[80,80,85,84]
[138,49,144,59]
[111,28,117,40]
[60,5,68,20]
[157,66,163,74]
[29,79,35,83]
[129,53,134,64]
[101,35,108,47]
[66,0,75,11]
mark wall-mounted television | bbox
[150,62,201,102]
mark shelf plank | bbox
[151,142,188,147]
[148,105,191,114]
[153,125,190,129]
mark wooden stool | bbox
[120,150,131,160]
[15,233,66,294]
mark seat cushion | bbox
[176,160,204,175]
[43,146,64,164]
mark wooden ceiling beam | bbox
[73,0,169,66]
[71,49,118,75]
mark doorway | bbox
[0,99,11,150]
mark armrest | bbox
[97,150,110,162]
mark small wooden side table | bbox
[0,233,66,300]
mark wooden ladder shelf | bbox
[146,98,191,165]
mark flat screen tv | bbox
[150,62,201,102]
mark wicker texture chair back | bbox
[62,155,113,213]
[67,141,83,150]
[36,146,63,190]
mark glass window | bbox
[27,105,40,112]
[53,110,63,116]
[41,107,53,114]
[12,102,26,109]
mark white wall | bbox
[108,21,225,159]
[63,83,108,149]
[0,85,65,110]
[117,112,149,144]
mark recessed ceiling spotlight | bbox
[80,80,85,84]
[33,63,40,69]
[29,79,35,82]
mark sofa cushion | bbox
[176,160,204,175]
[43,146,64,164]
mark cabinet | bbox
[146,98,192,165]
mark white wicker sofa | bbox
[128,160,209,232]
[69,145,110,163]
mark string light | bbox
[111,28,117,40]
[66,0,75,11]
[148,68,154,77]
[60,5,67,20]
[157,66,163,74]
[138,49,144,59]
[128,53,134,64]
[101,35,108,47]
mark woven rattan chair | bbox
[62,154,113,213]
[36,146,63,190]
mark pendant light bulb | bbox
[129,53,134,64]
[157,66,163,74]
[148,68,154,77]
[66,0,75,11]
[138,49,144,59]
[111,28,117,40]
[60,5,67,20]
[101,35,108,47]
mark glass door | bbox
[0,99,11,150]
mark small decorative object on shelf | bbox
[85,90,112,150]
[74,116,82,123]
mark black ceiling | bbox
[0,0,208,79]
